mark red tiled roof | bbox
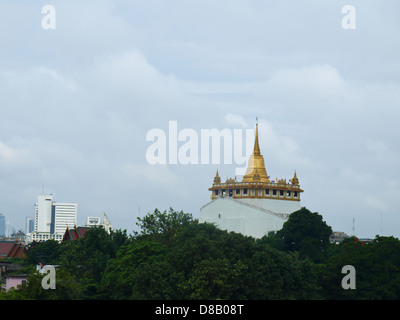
[0,241,27,259]
[0,242,15,257]
[76,227,90,238]
[70,229,78,240]
[8,243,19,257]
[13,245,25,258]
[62,226,90,242]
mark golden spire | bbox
[242,121,270,183]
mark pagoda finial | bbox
[253,121,261,156]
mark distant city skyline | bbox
[0,213,16,238]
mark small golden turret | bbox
[213,169,221,184]
[291,170,299,186]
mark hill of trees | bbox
[1,207,399,300]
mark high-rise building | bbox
[26,217,34,234]
[34,195,53,233]
[28,194,77,242]
[0,213,5,237]
[52,202,78,235]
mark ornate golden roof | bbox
[291,170,299,186]
[242,123,270,183]
[208,121,303,201]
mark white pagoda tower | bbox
[199,122,303,238]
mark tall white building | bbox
[29,194,77,242]
[34,195,53,233]
[52,202,78,235]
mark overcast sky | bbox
[1,1,399,238]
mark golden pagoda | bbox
[242,123,270,183]
[209,122,303,201]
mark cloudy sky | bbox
[0,1,399,238]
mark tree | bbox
[135,208,193,245]
[241,243,319,300]
[26,239,62,266]
[321,236,400,299]
[132,260,184,300]
[59,226,129,299]
[167,223,254,299]
[101,208,196,300]
[186,257,246,300]
[101,239,168,299]
[0,269,82,300]
[275,207,333,263]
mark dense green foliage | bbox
[1,207,399,300]
[274,207,333,263]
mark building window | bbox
[265,189,270,195]
[215,190,219,196]
[243,188,248,195]
[236,189,240,195]
[294,191,298,197]
[280,190,284,197]
[229,189,233,197]
[273,189,277,196]
[287,191,291,197]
